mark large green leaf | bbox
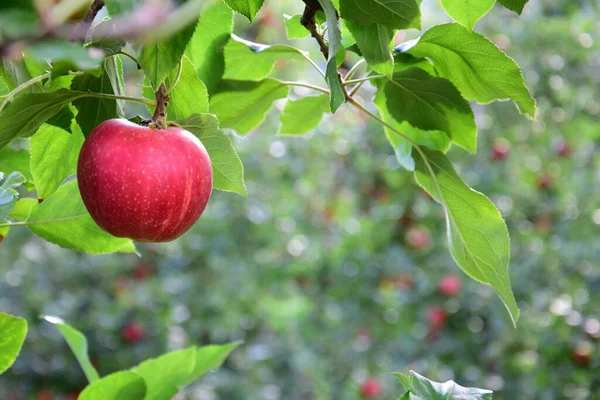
[279,95,330,135]
[413,148,519,325]
[186,0,233,95]
[339,0,420,30]
[407,23,536,117]
[0,172,25,220]
[0,59,43,92]
[395,371,493,399]
[28,181,135,254]
[138,22,197,88]
[284,14,310,39]
[105,55,126,117]
[0,147,32,181]
[144,56,208,120]
[132,347,196,400]
[71,61,118,136]
[210,79,288,134]
[497,0,528,13]
[0,312,27,375]
[223,35,308,81]
[373,89,450,171]
[223,0,265,21]
[8,198,37,221]
[25,40,104,77]
[43,316,100,383]
[317,0,346,113]
[181,342,242,386]
[79,371,147,400]
[177,114,247,196]
[30,123,83,200]
[439,0,495,30]
[0,90,81,150]
[345,20,394,77]
[384,68,476,153]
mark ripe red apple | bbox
[405,226,431,250]
[427,306,447,331]
[438,274,462,297]
[360,378,382,398]
[491,138,510,161]
[77,119,212,242]
[122,322,145,343]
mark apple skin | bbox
[77,119,212,242]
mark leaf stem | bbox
[164,58,183,96]
[77,92,156,106]
[344,58,366,81]
[0,72,51,114]
[299,52,326,79]
[343,75,386,86]
[280,81,330,94]
[348,69,374,97]
[105,51,141,68]
[0,214,88,227]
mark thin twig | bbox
[151,83,169,129]
[343,75,386,86]
[69,0,105,42]
[280,81,330,94]
[300,1,329,60]
[0,72,51,114]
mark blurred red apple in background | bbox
[438,275,462,297]
[554,140,572,157]
[360,378,382,398]
[134,261,152,280]
[122,322,145,343]
[428,306,447,331]
[77,119,213,242]
[491,138,510,161]
[572,341,593,367]
[405,226,431,250]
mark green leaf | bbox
[43,315,100,383]
[345,20,394,77]
[104,0,142,15]
[384,68,476,153]
[71,61,118,136]
[105,56,126,117]
[46,104,75,133]
[139,22,197,88]
[393,372,412,391]
[210,79,288,134]
[0,147,32,181]
[0,90,81,150]
[79,371,147,400]
[401,370,493,399]
[25,40,104,77]
[439,0,495,30]
[177,114,247,196]
[132,347,196,400]
[0,172,25,220]
[0,59,43,92]
[284,14,310,39]
[413,148,519,325]
[0,312,27,375]
[144,56,208,120]
[407,23,536,117]
[0,9,39,43]
[317,0,346,113]
[279,95,330,135]
[28,181,135,254]
[30,123,84,200]
[223,0,265,22]
[8,198,37,221]
[223,35,308,81]
[185,0,233,95]
[339,0,421,30]
[497,0,528,14]
[181,342,242,386]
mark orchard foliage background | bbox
[0,0,599,399]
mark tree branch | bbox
[301,0,329,60]
[151,83,169,129]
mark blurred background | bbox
[1,0,599,399]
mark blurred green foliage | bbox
[1,0,599,399]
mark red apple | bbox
[438,274,462,297]
[77,119,212,242]
[122,322,145,343]
[572,341,593,367]
[405,226,431,250]
[491,138,510,161]
[360,378,382,398]
[428,306,447,331]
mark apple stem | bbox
[151,83,169,129]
